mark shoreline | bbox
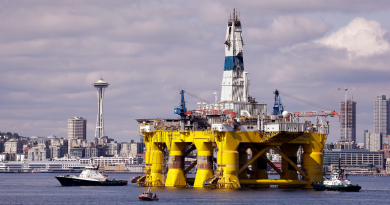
[2,170,389,176]
[0,171,143,174]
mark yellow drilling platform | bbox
[135,9,336,189]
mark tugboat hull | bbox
[55,176,128,186]
[139,196,159,201]
[311,182,361,192]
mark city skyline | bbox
[1,1,390,143]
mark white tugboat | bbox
[311,159,361,191]
[139,186,159,201]
[55,165,127,186]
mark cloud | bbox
[317,17,390,56]
[243,17,390,142]
[1,1,390,144]
[246,15,332,48]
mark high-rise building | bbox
[339,100,356,143]
[374,95,390,144]
[4,139,23,153]
[85,145,104,158]
[68,116,87,154]
[364,130,382,151]
[93,78,109,144]
[106,141,120,157]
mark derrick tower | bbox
[93,78,109,144]
[221,8,249,102]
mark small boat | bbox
[55,165,128,186]
[139,187,159,201]
[311,159,361,192]
[131,175,142,183]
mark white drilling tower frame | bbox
[220,8,249,103]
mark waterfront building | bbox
[324,143,334,150]
[49,145,67,159]
[119,140,145,158]
[97,136,114,146]
[4,139,23,154]
[356,142,364,149]
[333,141,357,149]
[70,147,85,158]
[0,161,84,172]
[106,141,120,157]
[364,131,382,151]
[125,164,144,172]
[26,140,38,148]
[79,156,143,167]
[85,145,104,158]
[49,137,68,147]
[119,142,131,157]
[46,137,68,159]
[375,95,390,142]
[104,163,126,172]
[386,158,390,173]
[324,149,384,170]
[0,153,8,161]
[27,143,51,161]
[68,116,87,154]
[130,141,144,157]
[16,154,26,161]
[339,100,356,143]
[328,164,376,175]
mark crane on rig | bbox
[273,89,340,120]
[174,90,187,130]
[272,90,284,118]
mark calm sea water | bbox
[0,173,389,204]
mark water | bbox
[1,173,389,204]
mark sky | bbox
[1,0,390,144]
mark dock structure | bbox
[136,9,333,189]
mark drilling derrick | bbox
[137,9,331,189]
[221,8,247,102]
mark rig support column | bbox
[165,141,187,187]
[302,133,326,188]
[217,133,240,188]
[194,141,214,187]
[147,139,164,186]
[142,134,152,186]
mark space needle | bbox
[93,78,109,144]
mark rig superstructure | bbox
[136,10,337,189]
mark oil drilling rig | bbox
[136,9,338,189]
